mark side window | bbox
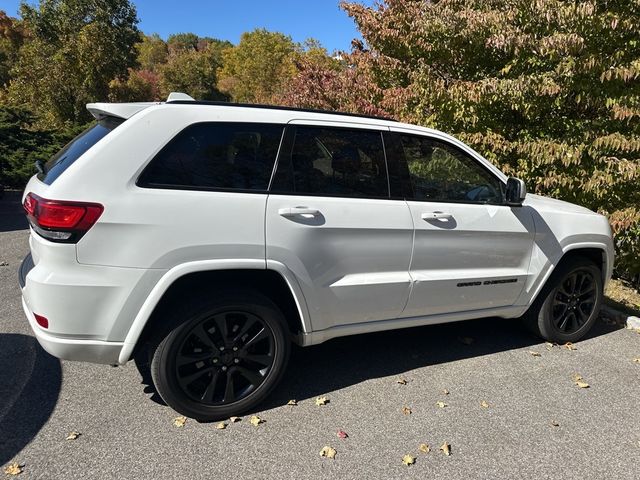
[399,135,504,204]
[271,126,389,198]
[138,122,283,191]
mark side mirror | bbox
[506,177,527,206]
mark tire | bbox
[150,290,290,421]
[523,256,603,343]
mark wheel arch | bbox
[527,243,610,307]
[117,260,311,364]
[560,243,610,283]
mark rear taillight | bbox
[23,193,103,243]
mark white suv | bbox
[19,93,614,421]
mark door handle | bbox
[278,207,321,217]
[421,211,453,221]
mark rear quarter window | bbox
[138,122,284,192]
[39,116,123,185]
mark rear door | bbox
[265,122,414,331]
[386,128,535,318]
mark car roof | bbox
[86,92,447,139]
[87,91,398,124]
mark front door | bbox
[266,123,414,331]
[388,129,536,318]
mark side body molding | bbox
[117,259,312,364]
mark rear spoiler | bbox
[86,102,159,120]
[86,92,195,120]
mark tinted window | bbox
[40,116,123,185]
[272,126,388,198]
[399,135,504,204]
[139,122,284,191]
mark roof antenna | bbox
[166,92,195,102]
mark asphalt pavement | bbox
[1,191,639,479]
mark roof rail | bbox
[166,100,397,122]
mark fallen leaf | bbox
[573,374,590,388]
[249,415,263,426]
[418,443,430,453]
[528,350,541,357]
[315,396,329,406]
[3,463,23,476]
[397,378,408,385]
[402,454,416,466]
[632,358,640,364]
[402,406,412,415]
[287,399,297,406]
[550,420,560,427]
[436,401,447,408]
[337,429,348,439]
[173,416,187,428]
[458,336,474,345]
[545,342,557,349]
[229,416,241,423]
[480,400,489,408]
[320,446,336,459]
[440,442,451,456]
[215,422,226,430]
[65,431,81,441]
[442,389,450,395]
[564,342,577,351]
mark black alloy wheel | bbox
[550,269,598,335]
[150,291,290,421]
[523,256,603,343]
[175,310,276,406]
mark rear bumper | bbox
[19,234,163,365]
[21,296,124,364]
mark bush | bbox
[0,104,87,188]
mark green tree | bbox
[167,32,199,54]
[284,0,640,277]
[0,11,26,88]
[158,41,229,100]
[136,33,168,71]
[108,68,160,102]
[218,28,297,103]
[8,0,139,126]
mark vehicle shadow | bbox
[0,191,28,233]
[261,315,623,411]
[136,314,623,419]
[0,334,62,466]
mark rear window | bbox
[138,122,284,192]
[39,116,123,185]
[271,126,389,198]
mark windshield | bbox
[39,116,123,185]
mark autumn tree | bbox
[8,0,139,126]
[167,32,199,54]
[275,43,386,116]
[108,68,160,102]
[136,33,168,71]
[283,0,640,276]
[158,37,230,101]
[218,29,297,103]
[0,11,26,88]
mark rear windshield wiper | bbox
[34,159,45,175]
